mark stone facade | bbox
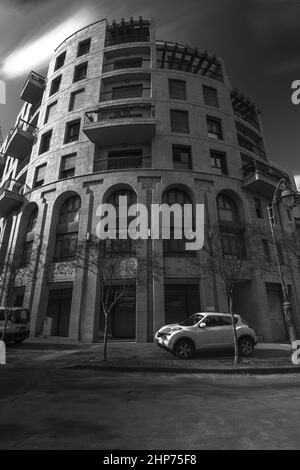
[0,17,299,342]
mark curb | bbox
[62,363,300,375]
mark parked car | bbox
[154,312,258,359]
[0,307,30,344]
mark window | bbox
[255,198,263,219]
[221,232,245,258]
[107,149,143,170]
[207,116,223,139]
[59,195,81,224]
[69,88,85,111]
[210,150,227,175]
[172,145,192,170]
[262,239,271,263]
[113,57,142,70]
[287,209,292,222]
[27,208,38,233]
[22,241,33,266]
[217,193,245,259]
[105,189,137,255]
[163,188,194,256]
[33,164,46,188]
[60,154,76,179]
[77,38,91,57]
[169,80,186,100]
[64,119,80,144]
[54,51,66,71]
[203,86,219,107]
[217,194,239,223]
[55,195,81,260]
[170,110,189,133]
[49,75,61,96]
[277,243,286,265]
[55,233,78,260]
[44,101,57,124]
[39,131,52,154]
[111,84,143,100]
[73,62,88,82]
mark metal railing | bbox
[10,117,38,138]
[237,134,266,159]
[95,155,151,171]
[0,178,30,196]
[85,103,155,124]
[99,87,151,102]
[243,159,289,183]
[105,33,150,47]
[234,111,261,132]
[102,58,150,73]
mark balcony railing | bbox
[100,87,151,102]
[242,159,290,198]
[234,111,261,132]
[243,160,288,182]
[83,103,156,145]
[105,33,150,47]
[20,71,46,105]
[0,178,30,217]
[96,155,151,171]
[5,118,38,160]
[237,134,266,159]
[102,58,150,73]
[85,103,155,124]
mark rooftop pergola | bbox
[156,41,223,82]
[105,17,151,45]
[231,89,261,130]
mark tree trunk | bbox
[103,311,109,361]
[229,295,239,365]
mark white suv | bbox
[154,312,258,359]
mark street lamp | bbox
[267,179,299,352]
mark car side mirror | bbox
[199,322,206,328]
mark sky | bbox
[0,0,300,184]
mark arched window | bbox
[55,195,81,260]
[162,188,193,256]
[106,188,136,255]
[22,207,38,266]
[217,194,245,258]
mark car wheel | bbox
[174,340,195,359]
[239,337,254,357]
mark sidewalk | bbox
[50,340,300,374]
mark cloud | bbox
[0,8,94,79]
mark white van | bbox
[0,307,30,344]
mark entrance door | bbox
[164,284,200,325]
[47,288,72,337]
[99,286,136,340]
[266,283,288,341]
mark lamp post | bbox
[267,179,298,351]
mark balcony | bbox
[105,18,150,47]
[243,160,289,198]
[83,103,156,145]
[95,155,151,171]
[100,86,151,102]
[231,90,261,132]
[102,57,150,74]
[0,179,26,218]
[20,71,46,105]
[237,133,266,160]
[5,118,38,160]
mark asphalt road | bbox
[1,361,300,449]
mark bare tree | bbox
[75,236,138,361]
[198,224,265,364]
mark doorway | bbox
[47,287,72,337]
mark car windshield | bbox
[179,314,204,326]
[10,309,29,324]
